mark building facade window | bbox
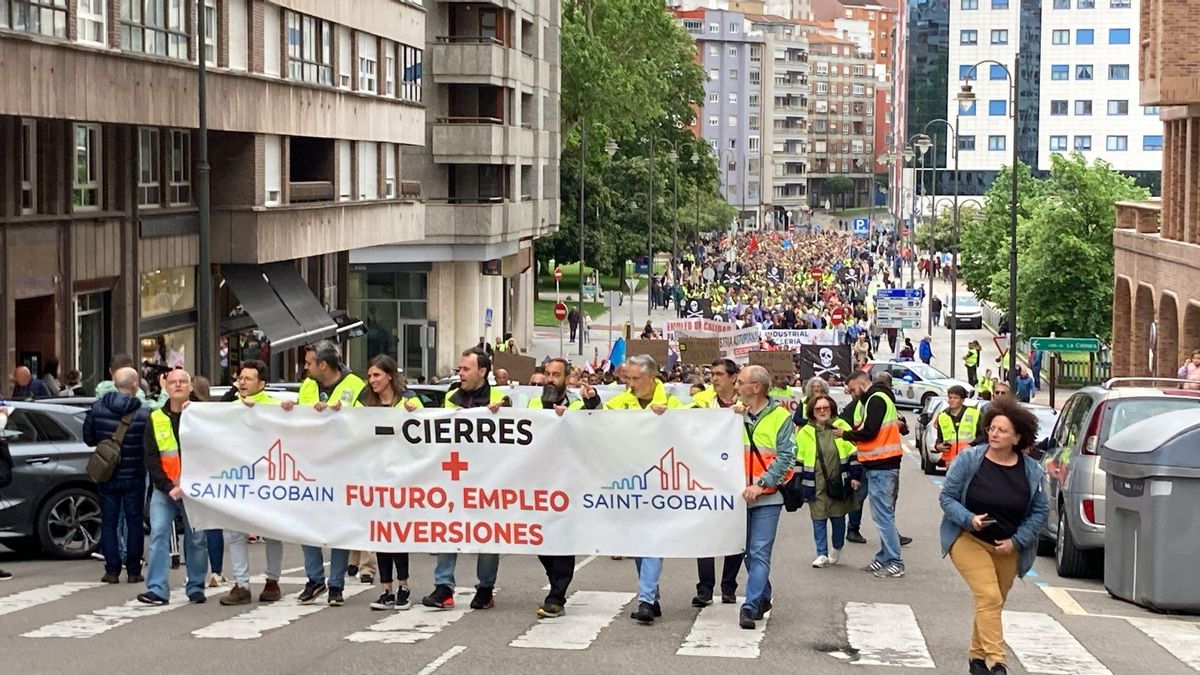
[990,64,1006,80]
[989,99,1006,116]
[384,43,396,96]
[991,29,1008,44]
[1051,64,1069,80]
[1053,0,1069,6]
[959,100,977,116]
[1110,0,1130,6]
[1075,100,1092,115]
[991,0,1008,8]
[1143,135,1163,151]
[708,116,718,126]
[709,68,719,80]
[1077,0,1094,7]
[1049,135,1067,151]
[138,127,161,207]
[1144,105,1159,115]
[401,46,422,103]
[728,92,738,104]
[1074,135,1092,150]
[285,11,333,85]
[1050,100,1068,115]
[7,0,67,38]
[1076,64,1093,80]
[988,135,1005,151]
[169,130,191,205]
[140,267,196,318]
[121,0,188,59]
[959,135,977,151]
[1051,30,1069,44]
[708,92,719,103]
[960,30,978,45]
[383,143,396,198]
[728,68,738,80]
[358,34,378,93]
[202,0,217,65]
[727,115,737,127]
[1076,29,1093,44]
[73,124,102,210]
[1109,64,1129,80]
[1108,28,1130,44]
[1107,100,1128,115]
[1106,135,1128,151]
[20,119,36,214]
[78,0,106,44]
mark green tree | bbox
[825,176,855,209]
[958,162,1041,302]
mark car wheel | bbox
[1055,507,1095,578]
[36,487,102,560]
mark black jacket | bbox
[842,381,902,471]
[83,392,149,486]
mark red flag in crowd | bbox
[747,235,759,253]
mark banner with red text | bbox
[180,404,747,557]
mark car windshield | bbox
[954,296,980,308]
[1106,398,1200,439]
[907,363,950,380]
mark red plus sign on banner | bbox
[441,451,469,481]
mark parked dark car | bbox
[0,401,101,559]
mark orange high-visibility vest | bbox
[852,392,904,463]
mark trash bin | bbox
[1099,408,1200,613]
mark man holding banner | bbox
[689,358,746,607]
[604,354,682,625]
[529,357,600,619]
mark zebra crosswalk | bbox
[3,578,1200,671]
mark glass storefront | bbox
[74,291,109,393]
[139,267,197,379]
[348,265,430,376]
[140,266,195,318]
[139,327,195,370]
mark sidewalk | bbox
[528,288,680,363]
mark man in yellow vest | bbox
[604,354,682,625]
[835,371,907,578]
[733,364,796,629]
[689,359,746,607]
[528,357,600,619]
[281,340,366,607]
[136,368,211,606]
[935,385,980,469]
[219,359,284,606]
[422,348,509,612]
[964,341,981,386]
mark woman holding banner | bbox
[354,355,421,611]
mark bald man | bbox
[10,366,50,400]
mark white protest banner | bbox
[763,329,839,351]
[181,404,747,557]
[663,318,736,344]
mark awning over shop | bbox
[220,263,338,351]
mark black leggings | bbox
[377,552,409,584]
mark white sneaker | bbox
[207,573,227,588]
[811,555,831,568]
[829,549,842,565]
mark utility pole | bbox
[197,1,213,379]
[578,122,586,357]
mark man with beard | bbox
[527,358,600,619]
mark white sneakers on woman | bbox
[812,549,843,568]
[829,548,841,565]
[811,555,831,568]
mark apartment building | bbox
[750,13,810,227]
[1110,0,1200,378]
[1,0,426,390]
[803,30,876,207]
[678,8,767,229]
[347,0,560,376]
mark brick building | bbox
[1109,0,1200,378]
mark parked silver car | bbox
[1031,379,1200,577]
[944,292,983,329]
[917,397,1057,474]
[0,401,101,559]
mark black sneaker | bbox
[989,664,1008,675]
[739,607,756,629]
[754,600,772,620]
[347,565,359,577]
[470,586,494,610]
[327,587,344,606]
[537,602,564,619]
[969,658,989,675]
[360,573,374,585]
[101,573,121,584]
[899,535,913,546]
[630,601,656,624]
[298,581,327,604]
[394,587,412,610]
[691,591,713,608]
[136,591,168,605]
[721,592,737,604]
[0,568,12,581]
[846,530,868,544]
[370,592,396,611]
[422,584,455,609]
[651,600,662,617]
[188,591,207,604]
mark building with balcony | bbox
[750,13,811,229]
[1109,0,1200,379]
[348,0,559,376]
[0,0,426,390]
[802,30,876,207]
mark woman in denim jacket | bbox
[938,397,1049,675]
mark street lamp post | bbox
[922,118,961,377]
[197,2,212,378]
[961,53,1020,390]
[577,122,588,357]
[911,133,935,333]
[902,145,915,285]
[646,135,656,315]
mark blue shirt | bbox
[1016,375,1035,399]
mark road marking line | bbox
[541,555,598,591]
[1128,618,1200,671]
[843,601,935,668]
[345,588,476,644]
[677,595,770,659]
[1039,585,1091,616]
[0,582,105,617]
[193,580,370,639]
[1003,610,1111,674]
[22,586,225,638]
[510,591,633,650]
[417,646,467,675]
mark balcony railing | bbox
[435,35,505,46]
[437,116,505,125]
[1115,199,1161,234]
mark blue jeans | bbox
[205,529,223,574]
[743,504,782,614]
[302,545,349,588]
[146,489,208,600]
[632,557,662,604]
[434,553,499,589]
[848,473,870,532]
[98,483,144,576]
[866,468,903,566]
[812,516,847,557]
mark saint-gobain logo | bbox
[211,439,316,482]
[601,447,714,491]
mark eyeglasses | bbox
[985,426,1012,435]
[812,406,833,413]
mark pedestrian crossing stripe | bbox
[0,582,104,617]
[345,587,478,644]
[510,591,633,650]
[844,601,935,668]
[1128,619,1200,671]
[22,585,226,638]
[1003,610,1111,674]
[194,578,371,639]
[677,596,769,659]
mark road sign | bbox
[852,217,870,237]
[876,288,923,329]
[624,278,640,294]
[554,302,567,322]
[484,307,493,328]
[604,290,622,307]
[831,307,846,326]
[1030,337,1102,352]
[810,266,823,280]
[554,267,563,282]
